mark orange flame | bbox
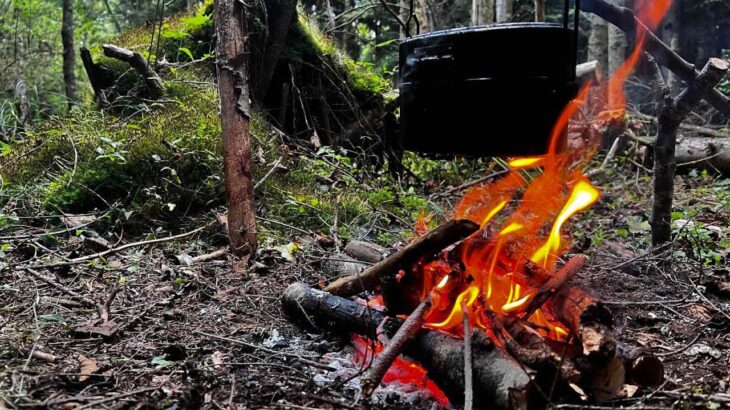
[361,0,675,392]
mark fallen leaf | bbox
[78,355,99,382]
[687,304,713,322]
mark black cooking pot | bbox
[399,22,579,157]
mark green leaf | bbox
[179,47,194,61]
[162,30,188,39]
[616,228,629,238]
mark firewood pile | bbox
[282,220,665,409]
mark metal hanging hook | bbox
[405,0,420,37]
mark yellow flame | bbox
[499,222,524,236]
[481,200,508,228]
[436,275,449,289]
[508,157,543,169]
[531,180,600,266]
[429,286,479,330]
[501,291,534,313]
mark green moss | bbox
[292,13,391,95]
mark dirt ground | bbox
[1,173,729,409]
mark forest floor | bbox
[1,154,729,409]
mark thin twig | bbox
[462,300,473,410]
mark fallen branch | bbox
[324,219,479,296]
[633,111,729,139]
[102,43,164,97]
[462,300,474,410]
[18,224,209,270]
[24,268,97,307]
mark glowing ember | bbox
[352,335,449,406]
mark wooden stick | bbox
[521,255,587,319]
[324,219,479,297]
[24,268,96,307]
[462,300,474,410]
[361,295,432,396]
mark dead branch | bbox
[324,219,479,296]
[24,268,97,307]
[101,44,164,97]
[633,111,729,139]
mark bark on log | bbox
[101,44,164,97]
[344,240,390,264]
[282,283,547,409]
[675,136,730,174]
[581,0,730,117]
[215,0,258,256]
[324,219,479,297]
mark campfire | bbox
[282,1,674,408]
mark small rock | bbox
[262,329,288,349]
[684,343,721,359]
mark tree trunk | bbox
[472,0,494,25]
[587,14,608,76]
[215,0,258,257]
[607,0,627,108]
[495,0,512,22]
[649,57,728,246]
[534,0,545,22]
[61,0,77,109]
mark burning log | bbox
[324,219,479,297]
[545,287,615,361]
[522,254,587,319]
[283,282,554,409]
